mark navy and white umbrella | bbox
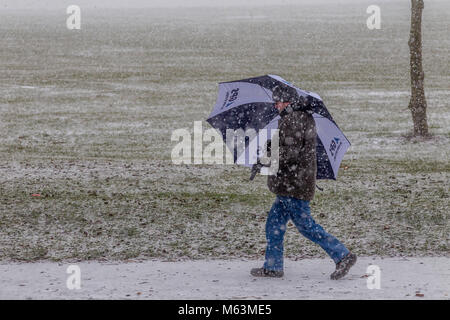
[206,75,351,180]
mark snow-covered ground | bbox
[1,257,448,300]
[0,1,448,289]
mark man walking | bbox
[251,85,356,280]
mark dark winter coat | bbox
[267,104,317,201]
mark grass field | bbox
[0,1,449,262]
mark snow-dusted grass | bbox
[0,2,449,262]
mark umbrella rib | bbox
[260,86,274,101]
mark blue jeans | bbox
[263,195,350,271]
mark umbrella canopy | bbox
[206,75,350,180]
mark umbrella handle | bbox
[249,160,271,181]
[249,163,262,181]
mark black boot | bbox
[250,267,284,278]
[330,253,357,280]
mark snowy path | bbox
[0,257,448,300]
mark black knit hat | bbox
[272,85,299,103]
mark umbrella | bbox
[206,74,351,180]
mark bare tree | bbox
[408,0,429,137]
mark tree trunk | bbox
[408,0,429,137]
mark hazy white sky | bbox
[1,0,303,9]
[0,0,403,10]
